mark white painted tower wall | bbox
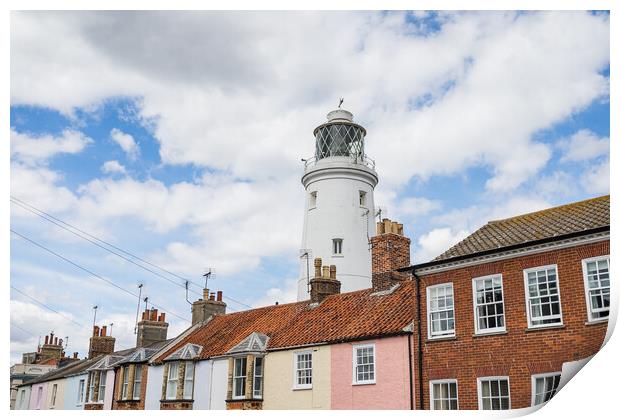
[297,110,378,300]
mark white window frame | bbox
[183,362,194,400]
[582,256,610,322]
[531,372,561,406]
[36,386,43,409]
[309,191,317,209]
[232,357,247,400]
[427,283,456,339]
[523,264,563,328]
[477,376,511,410]
[51,384,58,407]
[88,372,96,403]
[359,190,367,207]
[77,379,85,404]
[166,361,179,400]
[98,371,106,403]
[253,357,264,398]
[293,351,313,390]
[332,238,343,255]
[132,364,142,400]
[429,379,459,410]
[472,274,506,335]
[19,389,26,409]
[352,343,376,385]
[121,366,129,400]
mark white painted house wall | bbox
[15,386,31,410]
[103,370,115,410]
[192,360,211,409]
[144,364,163,410]
[210,359,228,410]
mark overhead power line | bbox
[10,229,190,323]
[10,285,84,328]
[11,322,36,337]
[10,196,252,309]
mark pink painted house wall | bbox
[29,382,48,410]
[331,335,413,409]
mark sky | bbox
[9,10,610,365]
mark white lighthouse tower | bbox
[297,108,378,301]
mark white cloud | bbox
[110,128,139,160]
[252,278,298,308]
[559,129,609,163]
[580,158,609,195]
[10,128,92,166]
[101,160,127,174]
[10,11,609,191]
[398,197,442,218]
[414,227,469,263]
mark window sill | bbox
[352,381,376,386]
[525,324,565,332]
[331,254,344,258]
[426,335,457,343]
[159,399,194,403]
[473,330,507,338]
[308,206,316,211]
[116,399,142,403]
[292,386,313,391]
[585,319,608,326]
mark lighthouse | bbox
[297,108,379,300]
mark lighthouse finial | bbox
[338,98,344,108]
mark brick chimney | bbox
[88,325,116,358]
[39,331,64,361]
[191,288,226,325]
[370,218,411,292]
[309,258,341,304]
[136,307,169,347]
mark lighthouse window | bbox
[309,191,317,208]
[359,191,367,207]
[333,239,343,255]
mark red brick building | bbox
[403,195,610,410]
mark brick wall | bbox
[112,363,149,410]
[370,219,411,291]
[415,240,609,409]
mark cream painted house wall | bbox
[45,379,66,409]
[263,346,330,410]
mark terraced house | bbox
[403,195,610,410]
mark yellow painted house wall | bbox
[45,379,66,410]
[263,346,330,409]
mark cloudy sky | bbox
[10,11,609,364]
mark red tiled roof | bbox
[155,281,416,362]
[432,195,610,262]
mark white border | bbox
[523,264,564,329]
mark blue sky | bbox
[10,11,609,364]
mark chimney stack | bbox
[370,218,411,292]
[309,258,341,304]
[88,325,116,358]
[39,331,64,361]
[136,307,169,348]
[192,289,226,325]
[73,352,79,359]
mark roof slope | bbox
[20,357,97,386]
[156,281,416,362]
[432,195,609,263]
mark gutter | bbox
[412,271,424,410]
[400,226,610,273]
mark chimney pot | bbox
[54,337,58,345]
[216,291,223,302]
[93,326,99,337]
[203,288,210,300]
[314,258,322,277]
[151,309,158,321]
[209,293,215,301]
[329,265,337,279]
[59,338,63,347]
[101,326,107,337]
[45,335,49,345]
[142,310,148,320]
[50,332,54,341]
[73,352,78,359]
[159,313,166,323]
[322,266,330,278]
